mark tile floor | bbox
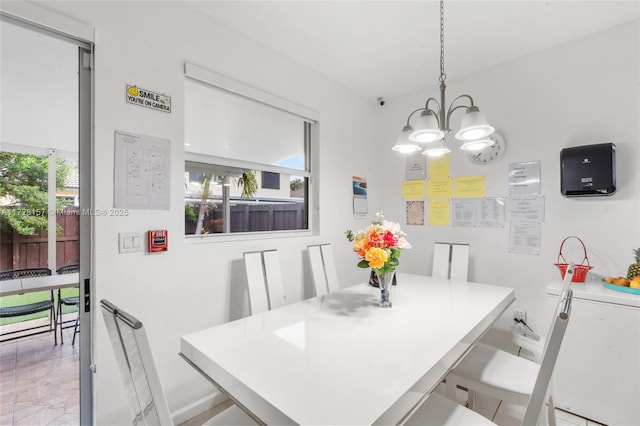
[0,317,79,426]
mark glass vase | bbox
[376,269,395,307]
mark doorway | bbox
[0,14,93,425]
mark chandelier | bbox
[393,0,495,157]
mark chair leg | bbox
[467,389,476,410]
[58,298,64,345]
[71,314,79,346]
[445,374,458,401]
[51,290,57,345]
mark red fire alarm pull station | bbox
[148,230,168,252]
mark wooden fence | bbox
[0,207,79,271]
[185,202,305,234]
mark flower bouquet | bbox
[345,212,411,306]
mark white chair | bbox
[308,243,340,296]
[308,245,328,297]
[407,289,574,426]
[243,251,270,315]
[262,249,286,310]
[243,249,285,314]
[100,299,255,425]
[512,263,575,363]
[432,242,469,281]
[320,244,341,293]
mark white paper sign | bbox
[452,199,476,227]
[114,130,170,209]
[509,222,541,255]
[477,197,505,228]
[506,195,545,222]
[509,161,541,196]
[405,153,427,180]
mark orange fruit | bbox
[613,277,630,286]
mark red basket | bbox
[554,236,593,283]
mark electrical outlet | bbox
[514,308,526,322]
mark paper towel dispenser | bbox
[560,143,616,197]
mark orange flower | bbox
[365,247,389,269]
[353,238,369,257]
[367,230,383,247]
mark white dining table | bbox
[180,273,515,425]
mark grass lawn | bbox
[0,288,79,326]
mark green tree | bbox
[0,152,70,235]
[290,178,304,191]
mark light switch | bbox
[119,232,143,254]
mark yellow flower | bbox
[365,247,389,269]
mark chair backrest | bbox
[522,289,574,426]
[432,243,469,280]
[263,249,285,310]
[243,251,270,315]
[100,299,173,426]
[320,244,340,293]
[57,263,79,274]
[0,267,52,281]
[308,245,328,296]
[450,244,469,281]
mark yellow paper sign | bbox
[402,180,425,199]
[428,199,450,226]
[428,155,450,179]
[427,178,453,200]
[455,176,486,198]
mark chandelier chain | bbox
[439,0,446,82]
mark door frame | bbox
[0,7,95,425]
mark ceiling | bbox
[185,0,640,101]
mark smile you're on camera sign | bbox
[126,84,171,113]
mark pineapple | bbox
[627,248,640,280]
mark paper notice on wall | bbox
[506,195,545,222]
[405,153,427,180]
[114,130,170,209]
[477,197,505,228]
[352,176,368,218]
[428,199,450,226]
[406,201,425,226]
[509,221,541,255]
[455,176,486,198]
[452,199,476,227]
[402,180,425,199]
[427,177,453,200]
[428,154,450,179]
[509,161,541,196]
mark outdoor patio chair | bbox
[56,263,80,345]
[0,267,56,344]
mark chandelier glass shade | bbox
[391,124,421,153]
[393,0,494,156]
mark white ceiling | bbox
[185,0,640,101]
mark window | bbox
[184,64,318,237]
[261,172,280,190]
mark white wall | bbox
[375,20,640,343]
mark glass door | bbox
[0,15,92,425]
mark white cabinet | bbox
[546,281,640,425]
